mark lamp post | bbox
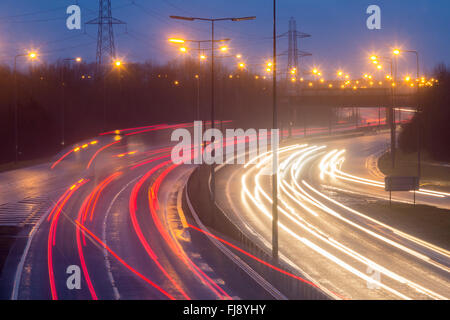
[170,15,256,203]
[393,49,421,178]
[168,38,230,122]
[371,55,395,168]
[272,0,279,263]
[13,51,38,163]
[61,57,82,146]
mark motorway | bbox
[1,108,448,300]
[1,123,238,300]
[216,132,450,299]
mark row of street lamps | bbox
[13,52,126,162]
[370,48,422,176]
[169,14,256,204]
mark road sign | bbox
[385,176,419,192]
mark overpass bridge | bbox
[283,87,417,108]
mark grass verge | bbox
[378,150,450,190]
[353,201,449,250]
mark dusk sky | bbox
[1,0,449,77]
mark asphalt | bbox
[215,133,450,300]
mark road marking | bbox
[11,198,57,299]
[102,174,143,300]
[176,188,189,229]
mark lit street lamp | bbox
[13,51,38,162]
[371,54,396,168]
[170,14,256,203]
[272,0,278,263]
[167,37,230,122]
[393,48,421,178]
[61,57,82,146]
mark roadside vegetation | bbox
[398,64,450,162]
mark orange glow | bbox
[168,38,185,43]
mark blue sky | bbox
[0,0,449,77]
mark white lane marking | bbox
[102,174,143,300]
[11,202,54,299]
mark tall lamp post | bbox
[169,15,256,203]
[272,0,279,263]
[168,38,230,122]
[13,51,38,163]
[371,54,395,168]
[61,57,82,146]
[393,49,421,178]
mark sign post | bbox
[385,176,420,206]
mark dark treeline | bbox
[399,64,450,162]
[0,58,335,165]
[0,58,267,164]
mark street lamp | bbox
[272,0,279,263]
[170,14,256,204]
[371,54,396,167]
[61,57,82,146]
[13,51,38,162]
[168,38,185,43]
[168,37,230,122]
[393,48,421,178]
